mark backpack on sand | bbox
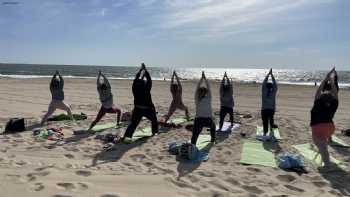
[4,118,25,133]
[179,142,199,161]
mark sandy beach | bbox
[0,77,349,197]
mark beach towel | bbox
[48,113,87,121]
[330,136,350,148]
[216,122,240,133]
[256,126,281,140]
[168,117,193,125]
[293,143,342,167]
[33,128,64,144]
[240,141,277,167]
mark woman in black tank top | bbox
[310,67,338,168]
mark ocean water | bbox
[0,63,349,88]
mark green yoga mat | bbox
[293,143,341,167]
[91,122,127,132]
[256,126,281,140]
[240,141,277,167]
[196,134,213,151]
[330,136,349,148]
[169,117,193,125]
[48,113,87,121]
[123,128,153,143]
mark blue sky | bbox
[0,0,349,70]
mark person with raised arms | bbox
[261,68,278,136]
[191,71,216,145]
[310,67,338,167]
[40,70,73,126]
[162,71,190,123]
[88,71,121,131]
[123,63,159,139]
[218,72,234,131]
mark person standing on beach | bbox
[88,71,121,130]
[40,71,73,126]
[123,63,158,139]
[218,72,234,131]
[162,71,190,123]
[261,68,278,136]
[191,71,216,145]
[310,68,338,167]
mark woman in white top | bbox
[191,71,216,145]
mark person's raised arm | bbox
[271,72,277,92]
[203,72,211,98]
[50,71,57,86]
[97,71,102,87]
[144,68,152,90]
[174,71,182,90]
[262,70,270,92]
[315,69,333,100]
[101,73,111,89]
[334,69,339,92]
[220,74,225,96]
[171,71,175,84]
[195,74,204,104]
[58,71,64,88]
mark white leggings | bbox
[41,100,72,126]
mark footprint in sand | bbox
[284,185,305,193]
[100,194,120,197]
[225,177,241,186]
[52,195,73,197]
[246,167,262,173]
[164,177,200,191]
[241,185,264,194]
[130,154,146,162]
[64,154,75,159]
[77,182,89,191]
[276,174,296,183]
[312,181,328,188]
[56,183,75,191]
[209,181,230,192]
[197,171,216,178]
[27,171,50,182]
[31,183,45,191]
[75,170,92,177]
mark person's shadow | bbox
[319,165,350,196]
[176,131,230,179]
[91,137,150,167]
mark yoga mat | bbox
[48,113,87,121]
[91,122,127,132]
[256,126,281,140]
[240,141,277,167]
[293,143,342,167]
[196,134,213,151]
[169,117,193,125]
[216,122,240,133]
[126,128,153,142]
[330,136,350,148]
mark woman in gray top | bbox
[40,71,73,126]
[261,68,278,135]
[88,71,121,130]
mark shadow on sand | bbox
[319,165,350,196]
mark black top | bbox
[310,93,338,126]
[132,70,154,108]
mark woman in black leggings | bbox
[123,63,159,139]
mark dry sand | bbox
[0,77,349,197]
